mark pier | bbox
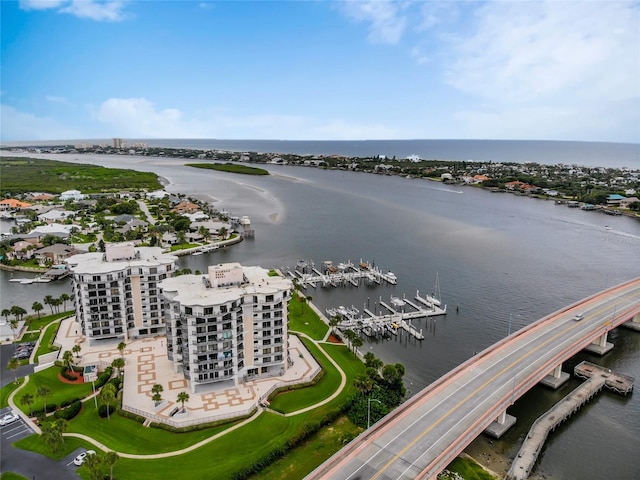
[326,291,447,342]
[507,362,634,480]
[286,259,397,289]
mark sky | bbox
[1,0,639,143]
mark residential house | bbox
[0,199,32,211]
[34,243,79,266]
[60,190,85,201]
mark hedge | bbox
[54,401,82,421]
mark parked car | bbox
[0,412,19,426]
[73,450,96,466]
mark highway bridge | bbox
[305,277,640,480]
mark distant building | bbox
[0,198,32,211]
[66,244,177,345]
[160,263,292,393]
[60,190,85,201]
[113,138,124,149]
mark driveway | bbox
[0,407,79,479]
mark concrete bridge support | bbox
[485,409,516,438]
[623,313,640,332]
[540,363,570,389]
[584,331,614,355]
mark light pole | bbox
[367,398,382,429]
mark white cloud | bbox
[444,1,639,103]
[0,104,79,141]
[20,0,127,21]
[340,0,408,44]
[89,97,398,140]
[19,0,66,10]
[59,0,127,22]
[45,95,74,107]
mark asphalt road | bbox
[307,278,640,480]
[1,343,36,388]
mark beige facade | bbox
[160,263,292,393]
[66,244,177,345]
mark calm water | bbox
[1,152,639,478]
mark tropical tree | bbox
[59,293,71,311]
[83,450,104,480]
[364,352,383,371]
[1,309,10,323]
[117,341,126,358]
[111,357,125,377]
[62,350,75,372]
[299,295,307,314]
[100,383,117,420]
[51,298,62,314]
[7,357,20,383]
[72,344,82,358]
[9,318,19,341]
[351,335,363,354]
[32,301,44,320]
[151,384,164,406]
[329,315,340,335]
[177,391,189,412]
[20,392,34,416]
[103,451,120,480]
[44,295,55,314]
[41,418,67,453]
[218,226,228,239]
[198,225,210,241]
[353,373,375,394]
[37,386,51,415]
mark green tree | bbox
[9,318,19,341]
[177,391,189,412]
[59,293,71,311]
[111,357,125,377]
[7,357,20,383]
[351,336,363,355]
[98,239,106,252]
[103,451,120,480]
[353,373,374,394]
[72,344,82,358]
[20,392,34,416]
[100,383,117,420]
[44,295,54,314]
[83,450,104,480]
[117,341,126,358]
[62,350,74,372]
[40,418,67,453]
[32,301,44,319]
[151,384,164,406]
[37,386,52,415]
[218,226,228,239]
[329,315,340,335]
[1,309,10,323]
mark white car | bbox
[573,313,584,321]
[0,412,19,426]
[73,450,96,466]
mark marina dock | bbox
[507,362,634,480]
[286,259,397,289]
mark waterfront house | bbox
[606,194,626,205]
[0,198,32,211]
[619,197,639,209]
[60,189,85,201]
[34,243,80,266]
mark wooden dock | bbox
[507,362,634,480]
[286,259,397,289]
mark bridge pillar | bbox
[484,410,516,439]
[540,363,570,389]
[584,331,614,355]
[623,313,640,332]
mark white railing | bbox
[120,403,257,428]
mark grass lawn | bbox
[446,456,498,480]
[0,379,23,408]
[251,415,361,480]
[18,332,40,343]
[321,343,366,392]
[13,434,94,461]
[34,321,62,361]
[70,232,96,243]
[14,366,93,414]
[268,338,342,413]
[67,401,239,454]
[0,473,29,480]
[288,297,329,340]
[169,243,199,251]
[28,311,73,332]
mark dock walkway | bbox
[507,362,634,480]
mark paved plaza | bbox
[54,317,321,426]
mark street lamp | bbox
[367,398,382,429]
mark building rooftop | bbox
[66,244,177,274]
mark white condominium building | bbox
[160,263,292,393]
[66,243,177,344]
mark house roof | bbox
[607,194,625,200]
[0,198,32,208]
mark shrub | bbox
[98,404,115,418]
[95,367,113,388]
[54,401,82,420]
[60,397,83,408]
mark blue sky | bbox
[1,0,639,143]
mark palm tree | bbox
[111,357,125,377]
[32,301,44,320]
[62,350,74,372]
[329,315,340,335]
[100,383,117,420]
[51,298,62,314]
[117,341,126,358]
[103,451,119,480]
[176,391,189,413]
[218,226,228,239]
[7,357,20,383]
[83,449,103,480]
[37,386,51,415]
[353,373,375,394]
[41,420,65,453]
[151,384,164,406]
[9,318,19,341]
[72,344,82,358]
[351,336,363,355]
[59,293,71,311]
[299,295,307,314]
[1,309,10,323]
[44,295,54,314]
[20,392,34,416]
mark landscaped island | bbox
[185,162,269,175]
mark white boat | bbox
[390,296,406,307]
[386,272,397,283]
[20,278,35,284]
[192,251,204,256]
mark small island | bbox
[185,162,269,175]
